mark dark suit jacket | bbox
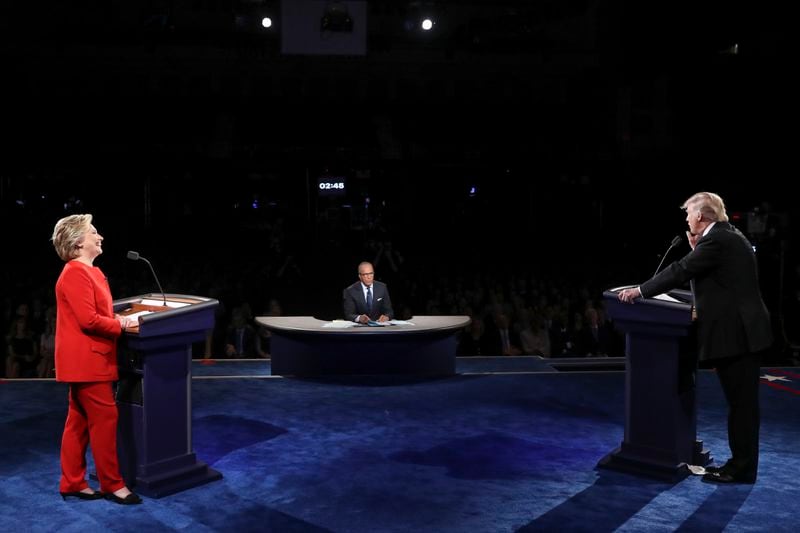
[480,322,521,355]
[343,280,394,321]
[640,221,772,361]
[225,325,259,357]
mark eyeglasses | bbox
[359,272,374,276]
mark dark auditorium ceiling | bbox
[0,1,783,60]
[0,1,791,170]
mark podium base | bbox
[93,461,222,499]
[597,440,712,482]
[133,461,222,498]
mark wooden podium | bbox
[598,287,711,481]
[111,293,222,498]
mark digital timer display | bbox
[318,176,346,196]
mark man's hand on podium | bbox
[618,287,642,304]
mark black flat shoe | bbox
[61,490,104,501]
[704,465,727,474]
[105,492,143,505]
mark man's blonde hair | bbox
[682,192,729,222]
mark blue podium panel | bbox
[256,316,470,377]
[113,293,222,498]
[598,288,711,481]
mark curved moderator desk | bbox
[256,316,471,377]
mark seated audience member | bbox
[5,303,40,378]
[457,317,485,356]
[224,307,258,358]
[38,306,57,377]
[520,314,551,357]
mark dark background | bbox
[2,1,797,360]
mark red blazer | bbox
[55,261,123,382]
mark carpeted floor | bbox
[1,364,798,532]
[189,356,609,377]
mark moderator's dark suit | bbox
[640,221,772,480]
[343,281,394,322]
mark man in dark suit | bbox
[618,192,773,484]
[343,261,394,323]
[481,310,521,355]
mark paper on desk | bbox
[140,299,190,308]
[323,320,356,328]
[126,310,153,322]
[610,285,639,292]
[388,320,415,326]
[652,293,681,303]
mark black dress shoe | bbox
[704,464,727,474]
[61,490,104,501]
[702,471,756,484]
[105,492,143,505]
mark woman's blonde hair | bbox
[52,214,92,262]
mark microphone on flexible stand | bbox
[126,251,168,306]
[653,236,683,277]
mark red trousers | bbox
[59,382,125,493]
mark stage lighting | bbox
[403,1,441,33]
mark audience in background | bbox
[256,298,282,359]
[37,305,56,378]
[2,247,629,375]
[5,303,40,378]
[24,183,787,375]
[224,305,258,358]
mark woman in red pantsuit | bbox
[52,214,142,505]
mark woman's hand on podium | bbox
[116,314,135,329]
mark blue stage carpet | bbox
[1,367,798,532]
[190,356,563,377]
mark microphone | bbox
[126,251,168,306]
[653,236,683,277]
